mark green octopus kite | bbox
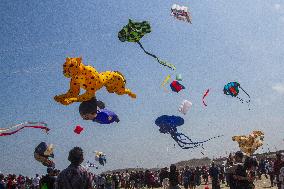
[118,19,176,70]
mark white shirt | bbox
[32,176,40,186]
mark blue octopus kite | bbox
[155,115,222,149]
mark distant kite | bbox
[223,82,251,107]
[176,74,182,81]
[0,122,49,136]
[34,142,55,168]
[202,89,210,106]
[170,81,185,93]
[161,75,171,88]
[74,125,84,134]
[155,115,222,149]
[171,4,192,24]
[232,131,264,156]
[178,100,192,115]
[94,151,107,166]
[118,19,176,70]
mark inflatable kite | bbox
[223,82,251,106]
[74,125,84,134]
[0,122,49,136]
[170,80,185,93]
[34,142,55,168]
[202,89,210,107]
[155,115,222,149]
[171,4,192,24]
[94,151,107,166]
[93,109,120,124]
[232,131,264,156]
[118,19,176,70]
[178,100,192,115]
[54,57,136,106]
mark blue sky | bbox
[0,0,284,176]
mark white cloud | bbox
[272,83,284,94]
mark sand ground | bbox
[167,175,277,189]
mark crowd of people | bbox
[0,147,283,189]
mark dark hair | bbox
[235,151,244,158]
[170,164,176,173]
[47,167,53,174]
[68,147,84,165]
[0,174,4,180]
[244,157,258,170]
[79,97,105,115]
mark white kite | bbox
[178,100,192,115]
[171,4,192,24]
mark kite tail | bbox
[171,132,207,149]
[137,41,176,70]
[181,134,224,149]
[0,125,49,136]
[239,86,250,99]
[238,86,251,110]
[197,135,224,144]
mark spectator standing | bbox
[182,166,191,189]
[274,153,284,189]
[209,162,220,189]
[40,168,56,189]
[56,147,92,189]
[0,174,5,189]
[233,151,252,189]
[169,164,180,189]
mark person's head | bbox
[211,162,215,167]
[47,168,53,175]
[276,152,282,160]
[0,174,4,180]
[185,166,189,170]
[170,164,176,173]
[234,151,244,163]
[244,157,257,170]
[79,97,105,120]
[68,147,84,166]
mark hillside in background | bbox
[103,150,284,174]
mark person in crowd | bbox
[201,166,209,185]
[39,168,56,189]
[182,166,191,189]
[188,168,195,189]
[56,147,93,189]
[266,159,275,187]
[0,174,5,189]
[169,164,180,189]
[233,151,252,189]
[274,152,284,189]
[123,170,130,189]
[32,174,40,189]
[209,162,220,189]
[194,167,201,186]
